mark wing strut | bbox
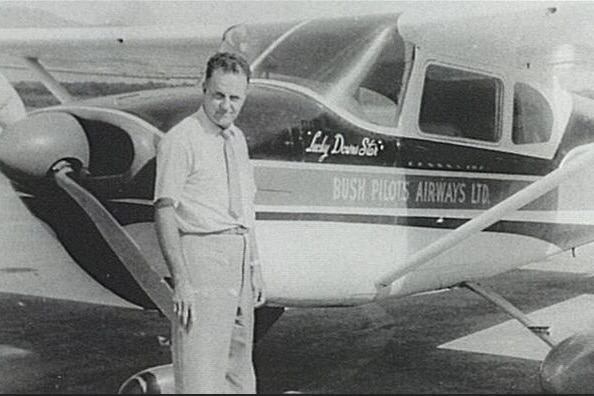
[52,161,173,321]
[375,143,594,291]
[23,57,74,103]
[462,281,556,348]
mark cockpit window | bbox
[512,83,553,144]
[220,21,300,64]
[419,64,503,142]
[251,15,410,127]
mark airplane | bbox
[2,1,594,393]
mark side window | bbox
[512,83,553,144]
[419,64,502,142]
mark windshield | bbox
[220,21,300,64]
[250,14,411,127]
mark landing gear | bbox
[462,281,555,347]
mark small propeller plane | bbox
[2,2,594,393]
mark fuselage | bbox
[2,13,594,308]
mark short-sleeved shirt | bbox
[154,107,256,234]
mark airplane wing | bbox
[0,24,227,82]
[3,5,593,96]
[0,3,237,82]
[399,3,594,93]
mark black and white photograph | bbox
[1,0,594,393]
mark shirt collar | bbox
[195,107,236,137]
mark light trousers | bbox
[173,233,255,394]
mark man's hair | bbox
[205,52,251,83]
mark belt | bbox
[210,226,248,235]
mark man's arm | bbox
[249,229,266,308]
[155,200,194,329]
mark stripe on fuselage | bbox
[252,160,594,249]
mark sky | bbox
[0,0,549,27]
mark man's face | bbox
[202,69,249,129]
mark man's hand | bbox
[173,277,195,330]
[251,261,266,308]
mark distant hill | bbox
[0,7,80,28]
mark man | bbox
[154,52,265,394]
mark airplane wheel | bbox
[540,331,594,393]
[118,364,173,394]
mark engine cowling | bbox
[0,112,89,181]
[0,107,160,198]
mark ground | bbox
[2,256,593,394]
